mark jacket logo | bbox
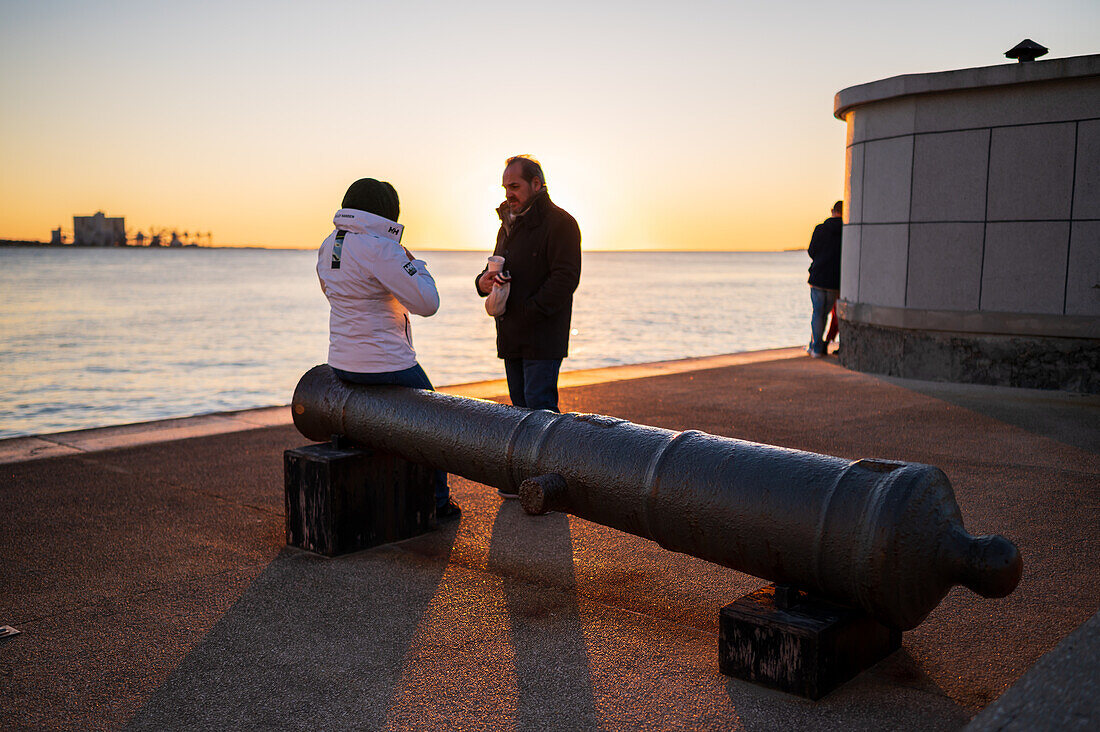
[403,262,417,276]
[332,230,346,269]
[389,226,400,235]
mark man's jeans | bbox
[331,363,450,508]
[503,358,563,412]
[809,286,839,355]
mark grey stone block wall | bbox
[835,55,1100,393]
[839,320,1100,393]
[839,59,1100,319]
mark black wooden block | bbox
[718,583,901,700]
[284,442,436,556]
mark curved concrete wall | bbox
[834,54,1100,392]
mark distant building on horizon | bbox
[73,211,125,246]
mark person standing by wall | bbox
[807,200,843,357]
[475,155,582,414]
[317,177,460,523]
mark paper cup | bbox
[487,256,505,272]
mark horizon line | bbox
[0,240,806,254]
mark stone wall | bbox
[839,70,1100,316]
[839,320,1100,393]
[834,54,1100,392]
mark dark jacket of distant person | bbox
[476,189,581,359]
[807,215,842,290]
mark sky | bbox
[1,1,1096,251]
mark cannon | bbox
[291,364,1021,632]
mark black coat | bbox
[476,191,581,359]
[807,215,842,290]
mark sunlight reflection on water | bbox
[0,248,809,438]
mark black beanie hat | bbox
[342,178,400,222]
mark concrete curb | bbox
[965,610,1100,731]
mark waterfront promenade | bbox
[2,348,1097,730]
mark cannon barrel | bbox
[292,365,1022,630]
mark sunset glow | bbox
[1,1,1095,251]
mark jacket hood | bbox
[341,178,399,222]
[332,208,404,244]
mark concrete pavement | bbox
[2,349,1097,730]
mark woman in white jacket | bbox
[316,178,459,522]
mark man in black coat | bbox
[806,200,843,357]
[476,155,581,414]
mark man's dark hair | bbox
[832,200,843,216]
[505,155,546,187]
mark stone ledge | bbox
[839,300,1100,339]
[835,53,1100,121]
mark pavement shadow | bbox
[879,376,1100,455]
[723,647,970,727]
[125,528,459,730]
[487,501,599,730]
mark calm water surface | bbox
[0,248,811,438]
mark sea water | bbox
[0,247,811,438]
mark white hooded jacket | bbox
[317,208,440,373]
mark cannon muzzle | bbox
[292,365,1022,630]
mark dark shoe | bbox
[436,500,462,523]
[497,488,519,499]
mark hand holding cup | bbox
[481,256,508,292]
